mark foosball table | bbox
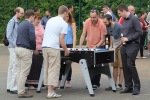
[37,48,116,96]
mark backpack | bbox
[3,19,15,46]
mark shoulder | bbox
[85,18,91,24]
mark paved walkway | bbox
[0,45,150,100]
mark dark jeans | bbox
[120,43,141,88]
[59,44,72,81]
[140,32,147,57]
[91,74,101,87]
[90,45,105,87]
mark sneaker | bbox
[47,92,62,99]
[18,92,33,98]
[117,84,123,91]
[92,85,99,90]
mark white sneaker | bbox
[47,92,62,99]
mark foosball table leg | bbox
[79,59,95,97]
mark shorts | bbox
[111,48,122,67]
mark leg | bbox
[66,66,72,88]
[118,68,124,85]
[126,44,140,87]
[60,60,71,88]
[7,48,13,91]
[17,49,32,94]
[139,33,147,57]
[9,48,18,91]
[45,48,61,98]
[120,45,133,88]
[113,67,118,84]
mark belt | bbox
[123,41,139,46]
[17,46,31,50]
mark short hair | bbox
[25,9,35,18]
[128,5,134,10]
[141,11,146,16]
[102,14,112,21]
[46,9,50,13]
[103,5,109,9]
[14,7,23,13]
[90,9,99,15]
[58,5,68,15]
[34,7,39,12]
[67,4,73,9]
[118,4,128,12]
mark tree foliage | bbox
[0,0,150,43]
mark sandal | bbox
[47,92,62,98]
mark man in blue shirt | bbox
[6,7,24,94]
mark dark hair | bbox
[90,9,99,15]
[67,4,73,9]
[102,14,112,21]
[141,11,146,16]
[34,7,39,12]
[25,9,35,18]
[118,4,128,12]
[103,5,109,9]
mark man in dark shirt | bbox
[117,4,143,95]
[41,9,51,29]
[15,9,36,98]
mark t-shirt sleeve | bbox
[61,22,68,35]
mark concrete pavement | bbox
[0,45,150,100]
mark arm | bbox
[29,24,36,50]
[71,23,76,48]
[126,17,143,41]
[96,35,106,47]
[109,36,113,49]
[60,34,69,56]
[6,19,16,46]
[79,31,86,48]
[96,21,107,47]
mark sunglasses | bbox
[90,9,99,14]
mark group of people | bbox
[5,3,150,99]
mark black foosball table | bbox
[37,48,116,97]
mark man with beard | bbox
[6,7,24,94]
[41,9,51,29]
[102,14,124,91]
[79,9,107,89]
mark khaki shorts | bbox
[111,48,122,67]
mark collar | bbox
[125,13,132,20]
[13,16,20,23]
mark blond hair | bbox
[58,5,68,15]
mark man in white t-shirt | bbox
[42,5,69,99]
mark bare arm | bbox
[79,31,87,48]
[60,34,69,56]
[96,35,106,47]
[71,23,76,48]
[109,36,113,49]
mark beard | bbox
[107,22,111,27]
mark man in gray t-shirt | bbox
[102,14,123,91]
